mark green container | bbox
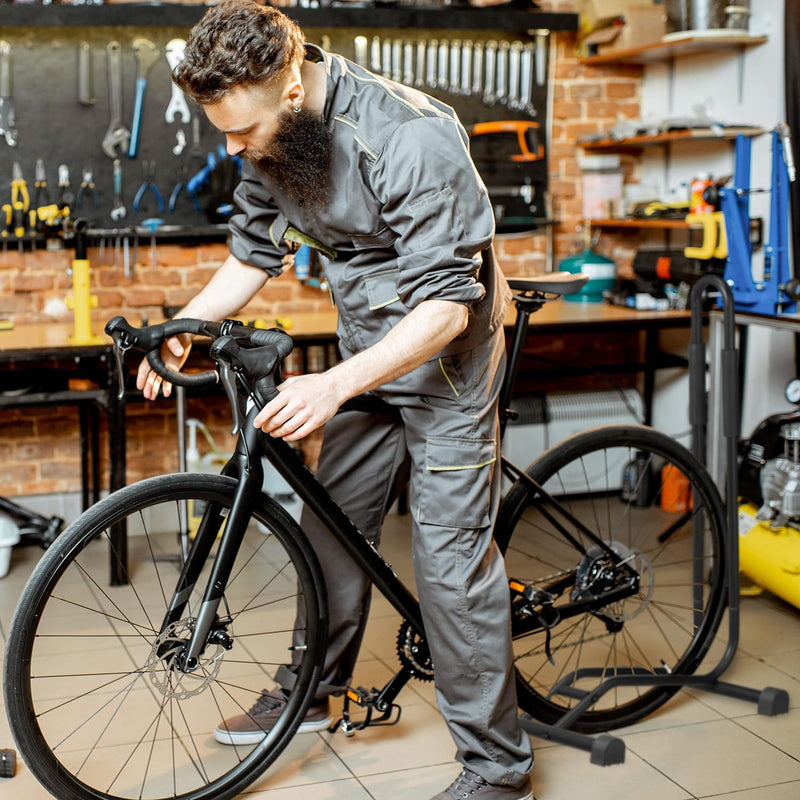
[558,249,616,303]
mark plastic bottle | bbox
[689,173,714,214]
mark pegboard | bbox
[0,23,550,241]
[0,26,229,235]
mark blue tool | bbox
[133,160,165,214]
[721,128,798,315]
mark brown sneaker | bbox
[214,688,331,746]
[430,769,533,800]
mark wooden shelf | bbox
[580,126,765,152]
[590,218,700,230]
[580,32,768,65]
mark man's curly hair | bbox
[173,0,306,105]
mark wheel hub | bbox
[146,618,228,700]
[573,541,654,623]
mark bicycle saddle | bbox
[507,272,590,296]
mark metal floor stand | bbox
[517,275,790,765]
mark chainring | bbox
[396,622,435,682]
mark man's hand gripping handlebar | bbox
[105,316,294,434]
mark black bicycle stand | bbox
[517,276,790,766]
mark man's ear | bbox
[284,76,305,112]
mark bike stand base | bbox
[518,715,625,766]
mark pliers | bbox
[56,164,74,209]
[168,164,201,213]
[33,159,52,210]
[75,167,99,210]
[133,159,165,214]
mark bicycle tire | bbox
[496,425,727,732]
[3,473,327,800]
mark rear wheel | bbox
[497,425,727,732]
[4,473,326,800]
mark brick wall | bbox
[0,3,643,499]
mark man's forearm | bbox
[326,299,468,405]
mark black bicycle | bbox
[3,273,728,800]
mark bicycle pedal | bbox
[331,686,402,735]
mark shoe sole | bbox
[213,716,332,746]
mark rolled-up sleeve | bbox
[228,161,287,277]
[370,115,495,309]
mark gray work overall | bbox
[227,45,533,786]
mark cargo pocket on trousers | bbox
[418,437,496,529]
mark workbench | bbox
[0,322,125,508]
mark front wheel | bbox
[4,473,327,800]
[497,425,727,732]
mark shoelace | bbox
[447,769,489,798]
[248,690,285,716]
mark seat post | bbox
[499,297,541,436]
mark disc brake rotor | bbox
[146,618,227,700]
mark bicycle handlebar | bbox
[104,315,294,405]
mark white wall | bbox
[641,0,796,438]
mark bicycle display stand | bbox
[517,274,790,765]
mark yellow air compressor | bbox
[738,412,800,608]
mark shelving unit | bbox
[580,126,766,152]
[589,217,700,230]
[580,32,767,66]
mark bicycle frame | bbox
[165,398,425,677]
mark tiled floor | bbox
[0,512,799,799]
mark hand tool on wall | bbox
[102,41,130,159]
[391,39,402,83]
[10,162,30,239]
[164,39,191,124]
[460,40,472,97]
[0,40,18,147]
[75,168,99,210]
[370,36,381,74]
[519,42,536,116]
[483,40,497,106]
[33,159,52,211]
[469,121,544,163]
[78,41,95,106]
[414,40,425,89]
[426,40,438,89]
[57,164,74,209]
[437,40,449,91]
[141,217,163,266]
[495,40,509,106]
[449,40,461,96]
[381,38,391,79]
[353,35,368,68]
[169,164,200,213]
[507,41,522,109]
[471,41,484,97]
[129,38,159,159]
[132,160,165,214]
[535,30,549,87]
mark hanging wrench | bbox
[353,36,368,68]
[110,158,127,221]
[415,41,426,89]
[472,41,484,98]
[165,39,191,124]
[426,40,438,89]
[460,40,472,97]
[0,40,18,147]
[520,42,536,117]
[483,41,497,107]
[102,41,130,159]
[496,41,509,106]
[129,38,159,158]
[508,41,522,110]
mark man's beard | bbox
[248,109,332,208]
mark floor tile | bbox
[625,717,800,796]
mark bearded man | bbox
[136,2,533,797]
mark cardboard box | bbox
[575,0,634,32]
[594,5,668,53]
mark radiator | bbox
[502,389,644,493]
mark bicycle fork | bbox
[158,423,265,673]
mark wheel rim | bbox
[7,475,322,800]
[501,427,726,731]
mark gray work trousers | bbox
[277,330,533,786]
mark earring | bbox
[293,105,302,114]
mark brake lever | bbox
[108,330,132,401]
[217,360,243,435]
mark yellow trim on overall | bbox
[438,358,460,397]
[427,457,497,472]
